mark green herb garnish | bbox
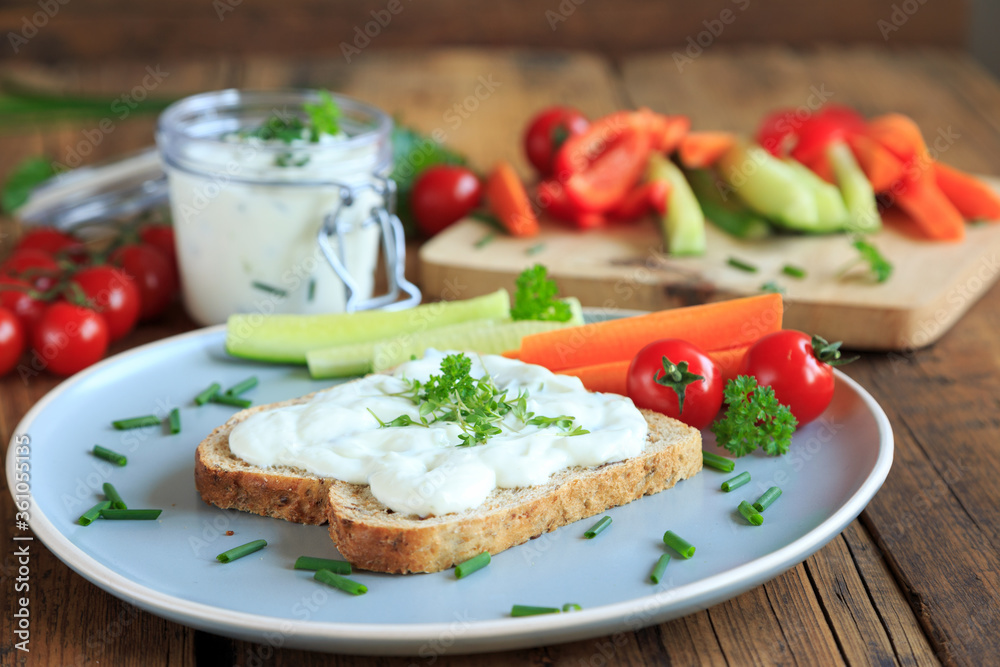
[727,257,758,273]
[510,264,571,323]
[710,375,797,457]
[238,91,342,166]
[372,352,587,446]
[2,156,56,214]
[760,281,785,295]
[846,238,893,283]
[303,90,341,140]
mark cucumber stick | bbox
[226,289,511,364]
[717,142,818,227]
[828,141,881,233]
[647,154,706,255]
[306,299,584,379]
[781,158,850,233]
[685,168,772,240]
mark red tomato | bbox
[1,248,62,290]
[71,266,141,341]
[139,223,178,272]
[15,228,79,256]
[0,306,26,376]
[739,330,851,425]
[109,244,178,320]
[31,302,109,377]
[0,278,47,338]
[627,339,724,429]
[523,106,589,176]
[410,166,483,236]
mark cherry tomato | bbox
[627,339,724,429]
[139,223,178,273]
[0,278,47,338]
[71,266,141,341]
[410,165,483,236]
[31,302,109,377]
[739,330,851,425]
[523,106,589,176]
[109,243,178,320]
[1,248,62,290]
[0,306,26,376]
[15,228,79,256]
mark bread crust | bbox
[194,388,702,573]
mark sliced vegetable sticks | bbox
[933,162,1000,222]
[516,293,781,372]
[895,173,966,242]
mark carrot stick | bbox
[485,161,540,237]
[847,134,905,192]
[678,132,736,169]
[647,113,690,153]
[934,162,1000,222]
[557,344,751,396]
[895,172,965,242]
[517,293,782,371]
[866,114,928,162]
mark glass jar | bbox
[156,89,419,326]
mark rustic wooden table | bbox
[2,47,998,666]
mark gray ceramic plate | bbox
[6,322,892,655]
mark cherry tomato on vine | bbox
[31,302,109,377]
[0,306,26,377]
[738,330,856,425]
[1,248,62,290]
[627,339,724,429]
[71,266,141,341]
[0,278,47,338]
[523,106,589,176]
[109,243,178,320]
[410,165,483,236]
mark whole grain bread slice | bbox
[195,392,702,573]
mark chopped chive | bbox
[294,556,352,575]
[99,509,162,520]
[727,257,758,273]
[526,243,546,256]
[474,232,496,249]
[111,415,161,430]
[225,376,258,396]
[314,569,367,595]
[753,486,783,513]
[307,278,316,302]
[217,539,267,563]
[738,500,764,526]
[102,482,127,510]
[211,394,252,409]
[721,471,751,492]
[562,603,582,612]
[650,554,671,584]
[584,516,612,539]
[194,382,221,406]
[251,281,287,297]
[511,605,560,617]
[92,445,127,466]
[760,281,785,295]
[782,264,807,279]
[168,408,181,434]
[702,451,734,472]
[78,500,111,526]
[662,530,695,558]
[455,551,491,579]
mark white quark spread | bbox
[228,350,649,517]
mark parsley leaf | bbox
[710,376,797,457]
[303,90,341,140]
[237,91,343,166]
[848,238,893,283]
[2,156,56,214]
[510,264,571,322]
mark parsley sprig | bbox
[372,353,588,446]
[511,264,571,323]
[237,91,342,166]
[843,238,893,283]
[710,376,797,457]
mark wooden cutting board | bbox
[419,214,1000,351]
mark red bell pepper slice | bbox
[537,179,606,229]
[561,125,652,213]
[607,181,671,221]
[756,108,801,157]
[790,105,866,166]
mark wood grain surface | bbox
[1,46,997,666]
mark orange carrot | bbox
[846,134,905,192]
[485,161,540,237]
[517,293,782,371]
[934,162,1000,222]
[677,132,736,169]
[866,114,928,162]
[501,349,520,359]
[895,172,965,242]
[647,114,690,153]
[557,344,751,396]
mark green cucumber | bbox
[717,142,818,227]
[647,154,706,256]
[781,158,850,233]
[685,168,772,240]
[226,288,511,364]
[305,297,585,378]
[828,141,881,233]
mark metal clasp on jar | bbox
[317,176,421,312]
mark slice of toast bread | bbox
[195,393,702,573]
